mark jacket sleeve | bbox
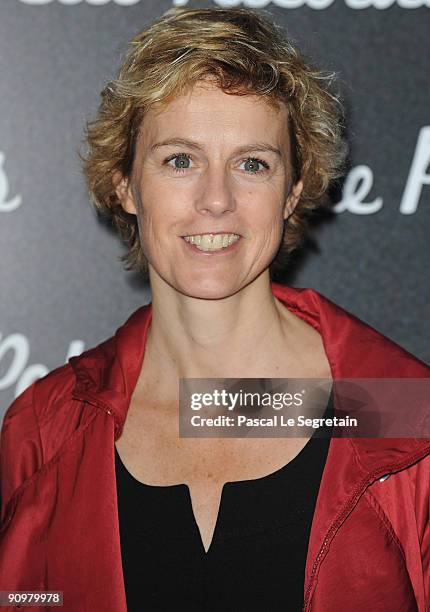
[0,382,44,527]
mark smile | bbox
[182,233,241,253]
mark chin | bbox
[176,276,243,300]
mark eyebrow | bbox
[149,138,282,158]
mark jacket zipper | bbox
[302,442,430,611]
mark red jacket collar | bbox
[70,281,430,471]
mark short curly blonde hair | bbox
[81,7,346,279]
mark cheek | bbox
[245,182,286,224]
[142,179,191,220]
[136,201,183,252]
[138,213,164,250]
[248,204,285,236]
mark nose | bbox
[194,163,236,217]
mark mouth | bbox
[180,232,242,254]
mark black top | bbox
[115,392,334,612]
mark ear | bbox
[283,179,304,220]
[112,170,138,216]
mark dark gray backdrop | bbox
[1,0,429,422]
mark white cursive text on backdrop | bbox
[0,151,22,212]
[0,332,85,399]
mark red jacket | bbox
[1,282,429,612]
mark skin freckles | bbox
[114,81,303,301]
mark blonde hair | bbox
[81,7,346,279]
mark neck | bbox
[144,272,292,387]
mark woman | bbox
[1,7,429,612]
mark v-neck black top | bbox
[115,391,334,611]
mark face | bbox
[114,81,303,299]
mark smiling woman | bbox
[82,7,345,282]
[1,7,430,612]
[111,83,305,298]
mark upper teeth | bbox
[183,233,240,252]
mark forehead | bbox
[137,82,290,150]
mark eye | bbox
[164,152,193,173]
[240,157,270,174]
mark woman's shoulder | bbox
[272,282,429,376]
[1,301,150,438]
[0,362,77,523]
[0,329,121,523]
